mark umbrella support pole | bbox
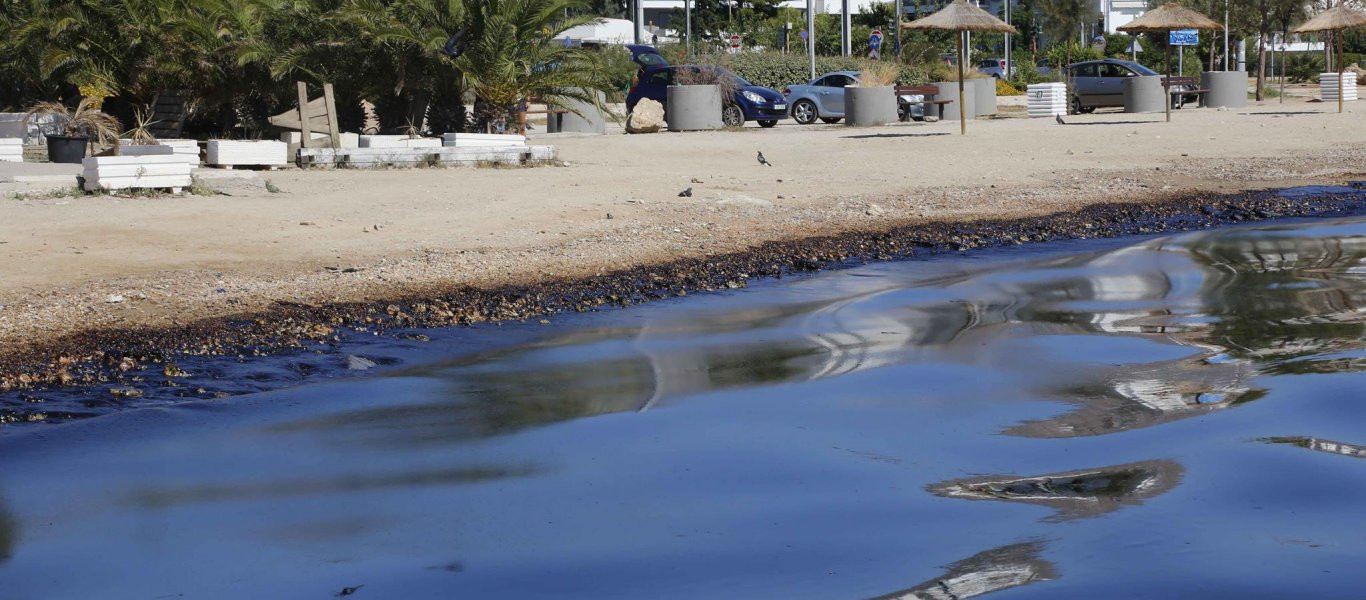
[1166,40,1172,123]
[958,30,966,135]
[1338,30,1344,114]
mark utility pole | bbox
[842,0,852,56]
[633,0,644,44]
[1223,0,1229,70]
[685,0,692,56]
[895,0,902,59]
[808,0,816,80]
[1004,0,1011,79]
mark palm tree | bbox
[452,0,611,132]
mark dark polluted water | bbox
[2,216,1365,598]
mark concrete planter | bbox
[82,147,192,193]
[1201,71,1248,108]
[1026,83,1067,117]
[206,140,288,169]
[1123,76,1166,113]
[359,135,442,149]
[547,90,607,134]
[1321,72,1359,102]
[843,86,898,127]
[666,85,723,131]
[934,82,975,121]
[971,78,997,116]
[442,133,527,147]
[0,138,20,163]
[121,139,200,167]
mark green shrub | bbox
[693,52,930,89]
[1285,52,1325,83]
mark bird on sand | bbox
[678,187,692,197]
[1055,114,1066,125]
[756,151,772,167]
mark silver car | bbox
[783,71,860,125]
[1065,59,1196,114]
[783,71,926,124]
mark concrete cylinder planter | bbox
[971,78,997,116]
[934,82,975,122]
[666,85,723,131]
[1123,76,1166,113]
[548,90,607,134]
[843,86,898,127]
[1201,71,1248,108]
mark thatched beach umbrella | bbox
[1294,4,1366,114]
[1118,3,1222,123]
[902,0,1016,135]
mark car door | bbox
[1071,63,1100,104]
[818,74,853,116]
[1095,63,1132,107]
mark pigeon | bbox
[1055,114,1066,125]
[756,151,772,167]
[678,187,692,197]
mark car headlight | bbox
[741,91,765,103]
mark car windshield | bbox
[1119,61,1159,76]
[635,52,667,67]
[716,68,752,87]
[978,60,997,67]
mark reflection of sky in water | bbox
[1,217,1365,597]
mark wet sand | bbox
[1,100,1365,386]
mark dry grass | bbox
[856,62,900,87]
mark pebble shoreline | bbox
[3,184,1364,416]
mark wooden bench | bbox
[1161,77,1211,105]
[895,85,954,121]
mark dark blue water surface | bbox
[1,217,1364,599]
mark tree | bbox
[1032,0,1099,46]
[451,0,611,132]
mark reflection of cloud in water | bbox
[1261,436,1366,459]
[130,465,537,508]
[930,460,1183,522]
[868,541,1056,600]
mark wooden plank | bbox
[323,83,341,149]
[297,81,313,149]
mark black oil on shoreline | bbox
[3,185,1366,424]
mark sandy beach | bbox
[2,96,1365,380]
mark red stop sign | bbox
[729,34,741,49]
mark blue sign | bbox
[868,29,883,50]
[1169,29,1198,46]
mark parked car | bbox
[627,63,788,127]
[977,58,1015,79]
[1064,59,1197,114]
[626,44,667,69]
[783,71,928,125]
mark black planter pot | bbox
[46,134,89,164]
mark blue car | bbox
[626,54,788,128]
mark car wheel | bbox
[791,99,818,125]
[1069,95,1082,115]
[721,104,745,127]
[820,117,842,124]
[758,120,777,128]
